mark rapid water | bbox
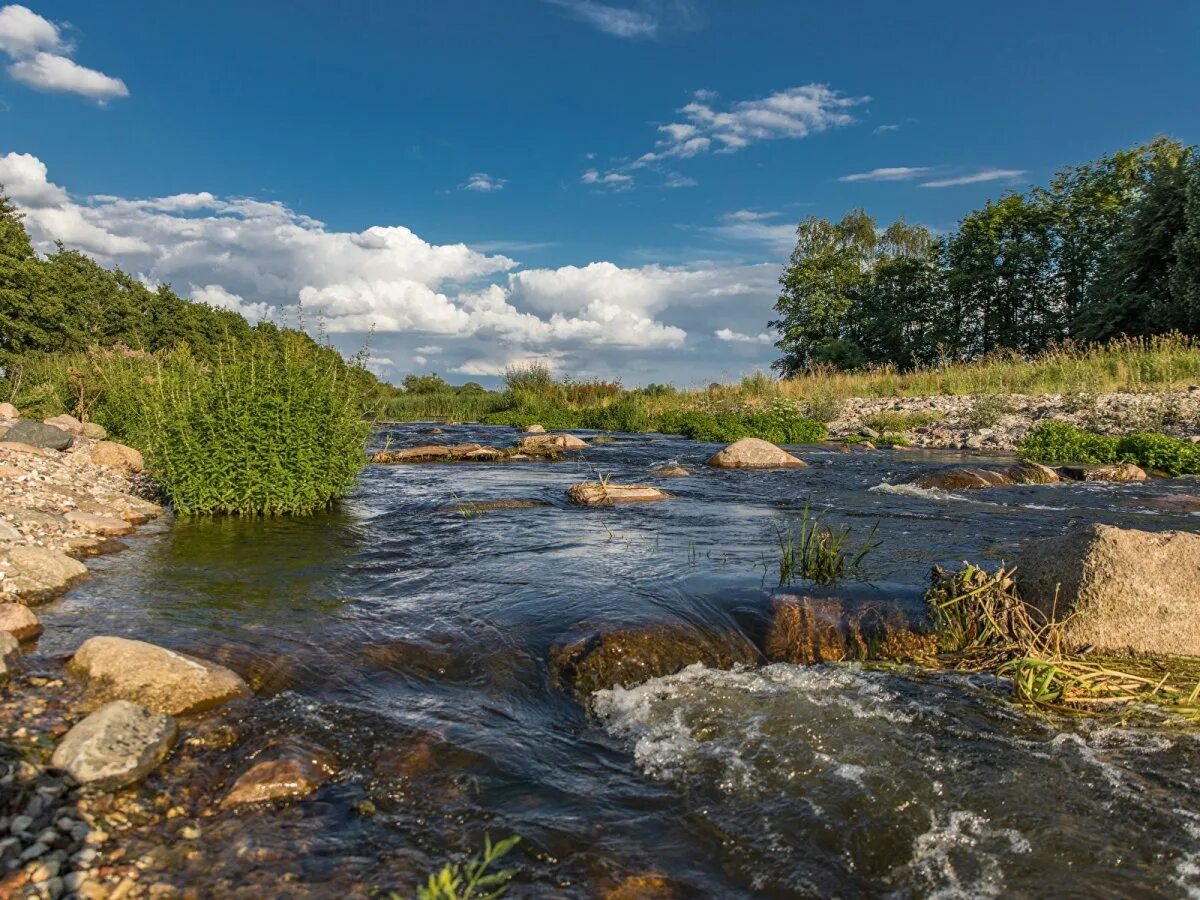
[31,425,1200,897]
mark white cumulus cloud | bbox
[0,4,127,100]
[715,328,773,345]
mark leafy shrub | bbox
[966,393,1014,429]
[1020,421,1200,476]
[803,391,842,423]
[481,405,584,430]
[579,396,649,433]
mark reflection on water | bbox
[31,425,1200,897]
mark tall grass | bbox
[4,332,371,515]
[777,504,880,585]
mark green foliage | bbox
[1019,421,1200,476]
[770,138,1200,375]
[777,503,880,585]
[965,393,1014,429]
[413,835,520,900]
[402,372,451,393]
[655,404,827,444]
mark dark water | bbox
[32,425,1200,897]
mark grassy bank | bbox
[376,336,1198,443]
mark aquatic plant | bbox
[776,504,880,585]
[1019,421,1200,476]
[925,563,1200,719]
[413,834,521,900]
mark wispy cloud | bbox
[839,166,932,183]
[664,172,697,188]
[543,0,658,38]
[0,4,127,101]
[921,168,1026,188]
[705,210,795,252]
[461,172,506,192]
[715,328,773,345]
[585,84,869,189]
[582,168,634,191]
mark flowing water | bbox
[30,425,1200,897]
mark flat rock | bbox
[50,700,177,790]
[763,595,937,664]
[87,441,144,472]
[371,443,501,463]
[518,433,588,453]
[550,623,757,699]
[220,752,334,808]
[64,511,135,537]
[440,498,550,513]
[566,482,671,505]
[0,603,43,641]
[915,462,1060,491]
[1057,462,1148,483]
[707,438,806,469]
[69,636,252,715]
[2,421,73,451]
[0,545,89,605]
[0,631,18,679]
[1018,524,1200,656]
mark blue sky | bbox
[2,1,1198,385]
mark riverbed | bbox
[30,424,1200,897]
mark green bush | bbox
[1020,421,1200,476]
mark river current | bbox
[31,425,1200,897]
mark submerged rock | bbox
[603,873,679,899]
[550,623,758,698]
[440,498,550,513]
[1018,524,1200,657]
[707,438,806,469]
[651,464,689,477]
[566,482,671,505]
[51,700,177,789]
[915,461,1060,491]
[763,595,937,664]
[221,748,335,808]
[1,420,73,451]
[371,443,504,463]
[1057,461,1148,483]
[0,602,43,641]
[0,545,89,604]
[69,636,252,715]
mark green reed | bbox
[776,503,880,585]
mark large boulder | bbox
[518,433,588,453]
[0,603,43,641]
[43,414,84,436]
[0,631,18,679]
[566,482,671,505]
[763,595,937,664]
[87,441,143,472]
[0,545,89,604]
[550,624,758,699]
[0,420,73,451]
[69,636,252,715]
[915,461,1060,491]
[0,401,18,419]
[51,700,177,789]
[707,438,806,469]
[1018,524,1200,657]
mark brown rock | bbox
[0,440,53,457]
[43,413,84,435]
[65,510,136,536]
[763,595,937,664]
[440,498,550,513]
[651,465,689,477]
[1018,524,1200,656]
[0,545,89,604]
[707,438,806,469]
[221,750,335,808]
[69,636,252,715]
[915,461,1060,491]
[1057,462,1148,483]
[550,624,757,698]
[523,424,547,433]
[0,401,18,419]
[81,422,108,440]
[518,433,589,453]
[88,441,145,472]
[371,443,498,463]
[63,535,129,558]
[0,602,43,641]
[566,482,671,505]
[603,874,679,900]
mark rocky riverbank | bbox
[826,388,1200,450]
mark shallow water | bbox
[32,425,1200,897]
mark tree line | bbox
[771,137,1200,375]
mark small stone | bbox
[51,701,177,790]
[179,825,201,840]
[0,602,44,641]
[220,754,332,808]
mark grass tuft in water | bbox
[412,834,521,900]
[777,503,880,586]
